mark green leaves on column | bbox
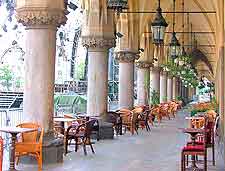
[151,90,160,106]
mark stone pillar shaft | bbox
[119,63,134,109]
[172,77,178,100]
[150,67,161,104]
[167,76,173,101]
[160,71,167,103]
[16,6,67,132]
[82,38,115,116]
[23,28,56,131]
[87,48,108,116]
[116,51,139,109]
[136,62,151,105]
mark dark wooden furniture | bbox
[181,127,207,171]
[137,110,151,132]
[65,119,98,155]
[106,111,122,135]
[0,126,37,171]
[187,118,217,166]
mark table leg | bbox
[9,133,17,171]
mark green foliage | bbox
[190,109,198,117]
[198,83,205,89]
[74,60,85,80]
[162,96,167,101]
[151,90,160,106]
[176,96,182,101]
[190,108,208,117]
[0,65,13,90]
[144,72,150,105]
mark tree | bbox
[0,65,13,91]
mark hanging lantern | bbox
[151,0,168,45]
[169,32,180,59]
[107,0,128,13]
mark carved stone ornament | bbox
[82,36,116,49]
[16,7,67,27]
[135,61,153,69]
[115,51,140,63]
[160,70,168,77]
[150,66,162,72]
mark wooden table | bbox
[181,128,205,170]
[54,117,78,134]
[0,127,37,171]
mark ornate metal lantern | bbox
[169,32,180,59]
[151,0,168,45]
[107,0,128,13]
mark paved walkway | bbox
[4,107,225,171]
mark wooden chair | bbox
[137,109,151,131]
[0,136,3,171]
[119,108,140,135]
[106,111,122,135]
[159,103,170,120]
[150,106,161,124]
[187,117,217,166]
[181,118,209,171]
[15,123,44,171]
[65,119,98,155]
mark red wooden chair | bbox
[181,117,209,171]
[187,117,217,166]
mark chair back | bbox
[85,119,99,138]
[16,123,43,144]
[150,106,160,115]
[0,137,3,171]
[106,112,121,125]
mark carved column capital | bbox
[150,66,162,73]
[16,7,67,27]
[135,61,153,69]
[115,51,140,63]
[160,70,168,77]
[82,36,116,49]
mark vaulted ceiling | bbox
[127,0,220,80]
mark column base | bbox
[20,132,64,164]
[91,118,114,140]
[98,120,114,139]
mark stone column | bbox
[150,67,161,104]
[160,71,167,103]
[136,62,151,105]
[167,76,173,101]
[116,51,139,109]
[172,77,177,100]
[16,2,67,163]
[16,4,66,132]
[82,38,115,116]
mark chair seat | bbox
[15,142,40,153]
[187,141,204,145]
[182,145,204,152]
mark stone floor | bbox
[3,107,225,171]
